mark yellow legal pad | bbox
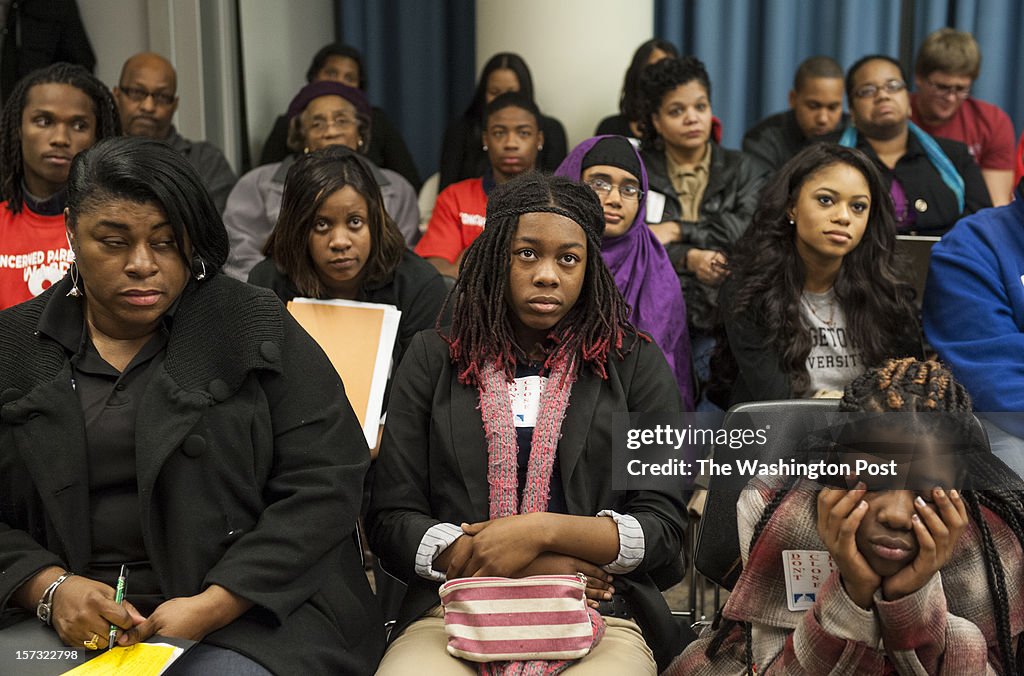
[61,642,183,676]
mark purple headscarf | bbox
[556,135,693,410]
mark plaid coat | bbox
[666,476,1024,675]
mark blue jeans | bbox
[691,330,722,413]
[982,417,1024,479]
[167,644,273,676]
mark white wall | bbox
[75,0,241,170]
[238,0,335,165]
[77,0,150,90]
[476,0,655,150]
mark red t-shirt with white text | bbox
[0,201,72,310]
[415,177,487,264]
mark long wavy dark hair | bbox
[463,53,535,122]
[619,39,678,124]
[441,172,643,386]
[720,143,918,396]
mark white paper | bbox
[782,549,837,611]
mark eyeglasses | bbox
[852,79,907,99]
[118,86,176,106]
[306,115,358,135]
[926,78,971,99]
[584,177,643,201]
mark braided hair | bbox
[707,358,1024,675]
[441,171,644,386]
[0,63,121,213]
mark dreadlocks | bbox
[707,358,1024,675]
[0,63,121,213]
[441,171,643,386]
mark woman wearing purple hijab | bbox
[556,135,694,409]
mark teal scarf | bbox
[839,122,964,213]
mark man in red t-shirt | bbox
[0,64,118,309]
[416,93,543,278]
[910,28,1016,206]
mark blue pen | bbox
[108,565,128,650]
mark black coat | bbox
[641,143,769,330]
[742,109,850,172]
[0,275,384,675]
[367,331,689,671]
[248,249,450,384]
[717,276,924,407]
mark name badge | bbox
[782,550,837,611]
[645,191,666,224]
[509,375,545,427]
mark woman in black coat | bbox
[638,56,769,394]
[0,137,384,675]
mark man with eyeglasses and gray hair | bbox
[910,28,1015,206]
[825,54,990,236]
[113,53,236,212]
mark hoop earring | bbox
[192,256,207,281]
[66,262,82,297]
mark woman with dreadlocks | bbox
[0,63,120,310]
[668,357,1024,675]
[367,172,689,674]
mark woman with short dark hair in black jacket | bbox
[638,56,769,389]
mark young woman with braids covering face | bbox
[668,358,1024,675]
[367,172,689,674]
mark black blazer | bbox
[0,275,384,675]
[716,276,924,407]
[367,331,688,670]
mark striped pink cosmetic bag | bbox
[439,574,595,662]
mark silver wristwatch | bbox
[36,572,74,626]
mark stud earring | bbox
[482,145,488,152]
[789,219,795,225]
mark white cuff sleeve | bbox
[596,510,645,574]
[414,522,465,582]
